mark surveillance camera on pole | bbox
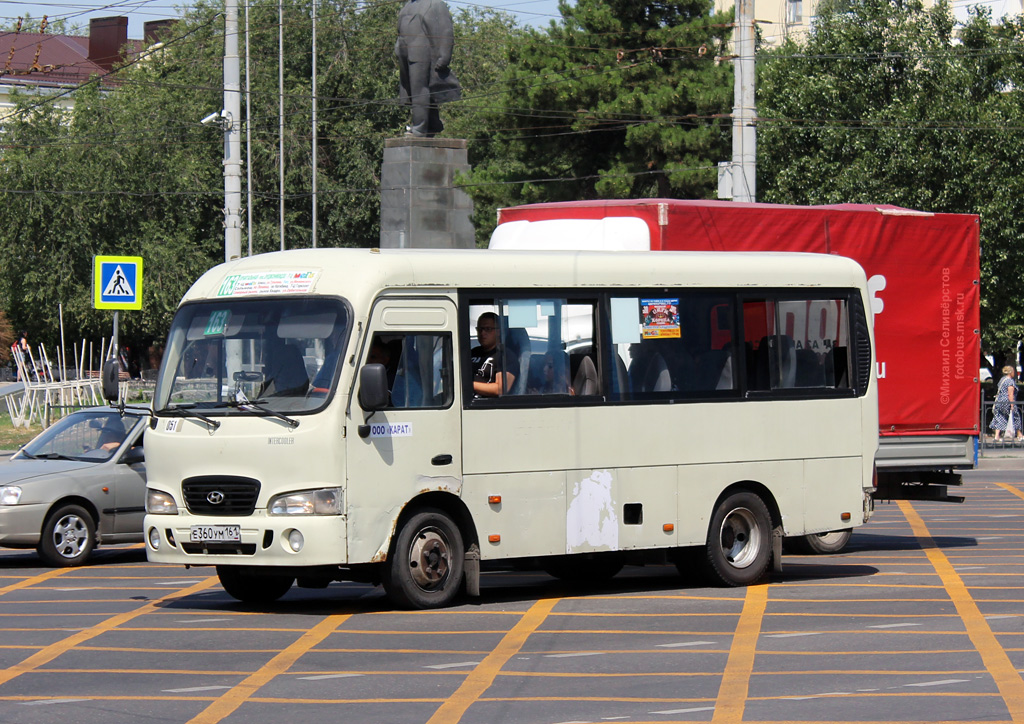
[200,111,221,126]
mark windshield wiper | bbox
[156,404,221,431]
[219,399,300,429]
[32,452,77,461]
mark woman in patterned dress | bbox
[991,365,1023,441]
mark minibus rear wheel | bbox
[703,491,772,586]
[217,566,294,604]
[786,528,852,555]
[384,508,465,609]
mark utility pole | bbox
[731,0,756,203]
[279,0,285,252]
[245,0,253,257]
[311,0,318,248]
[224,0,242,262]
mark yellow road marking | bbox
[425,596,559,724]
[997,483,1024,502]
[187,613,350,724]
[899,499,1024,721]
[0,568,73,596]
[712,582,768,722]
[0,575,218,688]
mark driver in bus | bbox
[471,311,518,397]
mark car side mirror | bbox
[101,359,120,402]
[120,446,145,465]
[358,364,390,411]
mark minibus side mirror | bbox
[102,359,121,402]
[358,364,390,411]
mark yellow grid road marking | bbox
[0,568,73,596]
[712,583,768,723]
[899,499,1024,722]
[425,596,559,724]
[187,613,350,724]
[0,576,218,688]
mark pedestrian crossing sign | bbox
[93,256,143,310]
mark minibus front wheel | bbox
[703,491,772,586]
[217,566,294,604]
[384,508,465,609]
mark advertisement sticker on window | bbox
[641,298,681,339]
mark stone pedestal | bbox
[380,137,475,249]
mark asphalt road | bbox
[2,467,1024,724]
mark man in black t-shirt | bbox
[470,312,518,397]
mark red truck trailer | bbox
[492,199,981,505]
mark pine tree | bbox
[465,0,734,244]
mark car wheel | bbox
[217,566,294,604]
[383,508,464,609]
[702,491,772,587]
[37,504,96,567]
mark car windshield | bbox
[154,297,349,414]
[20,411,136,463]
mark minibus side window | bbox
[610,293,736,400]
[464,298,597,401]
[365,333,453,409]
[743,296,853,392]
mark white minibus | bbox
[139,248,877,608]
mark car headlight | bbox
[0,486,22,505]
[269,487,342,516]
[146,489,179,515]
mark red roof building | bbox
[0,17,173,121]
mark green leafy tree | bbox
[0,311,12,365]
[0,0,517,361]
[464,0,734,245]
[757,0,1024,361]
[0,15,79,34]
[0,8,224,362]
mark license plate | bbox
[189,525,241,543]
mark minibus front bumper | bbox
[144,513,347,567]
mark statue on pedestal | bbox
[394,0,461,138]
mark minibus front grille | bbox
[182,476,261,516]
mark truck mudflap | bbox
[874,470,965,503]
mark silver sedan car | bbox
[0,406,148,566]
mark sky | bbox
[0,0,566,37]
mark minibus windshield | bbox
[154,297,349,415]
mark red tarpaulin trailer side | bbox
[497,199,981,442]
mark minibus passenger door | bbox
[346,299,462,564]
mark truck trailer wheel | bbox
[217,566,294,604]
[787,529,852,555]
[703,491,772,586]
[383,508,464,609]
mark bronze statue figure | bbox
[395,0,461,138]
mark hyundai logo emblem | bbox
[207,491,225,505]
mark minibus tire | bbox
[384,508,464,609]
[217,566,294,604]
[704,492,772,586]
[787,528,852,555]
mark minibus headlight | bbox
[269,488,343,516]
[0,486,22,505]
[146,489,179,515]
